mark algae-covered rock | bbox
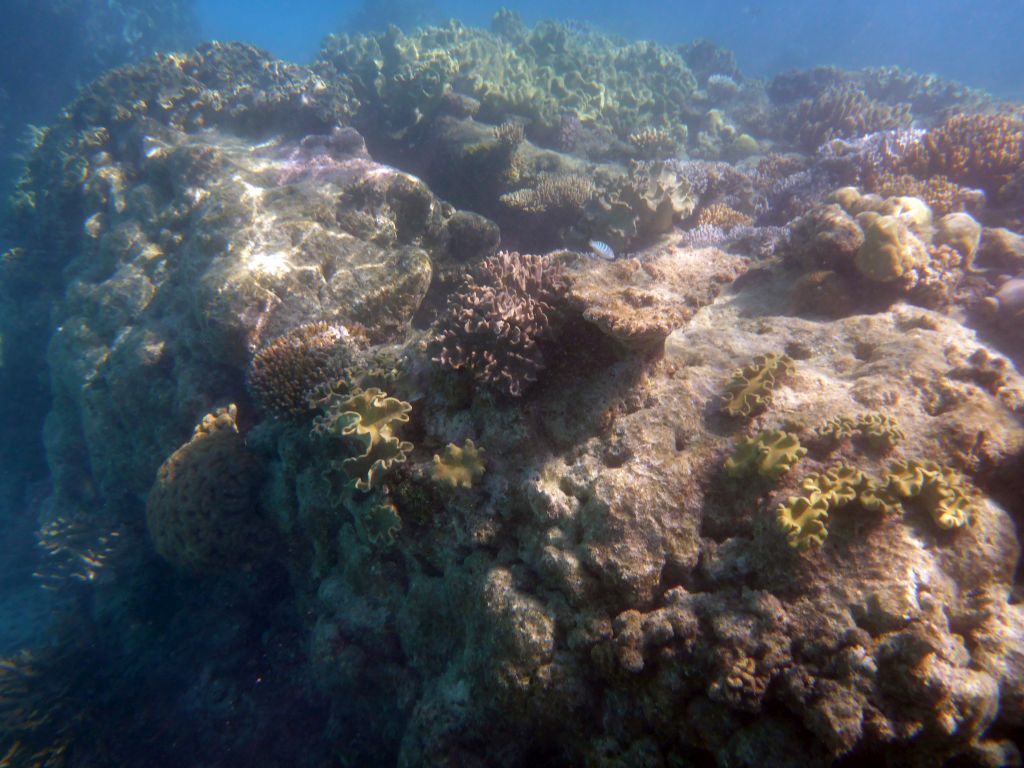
[567,242,746,352]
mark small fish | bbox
[588,240,616,260]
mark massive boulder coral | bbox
[146,405,270,572]
[432,251,568,396]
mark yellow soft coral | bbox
[725,430,806,482]
[431,439,486,489]
[314,387,413,491]
[721,353,795,418]
[884,459,974,529]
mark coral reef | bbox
[432,251,568,396]
[146,405,271,572]
[784,85,913,152]
[317,13,698,151]
[431,439,486,489]
[720,353,795,417]
[5,21,1024,768]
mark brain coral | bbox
[146,405,270,572]
[247,322,354,418]
[433,251,567,397]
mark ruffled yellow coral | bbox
[721,353,795,418]
[884,459,974,529]
[777,463,901,551]
[314,387,413,491]
[725,430,806,482]
[431,439,486,489]
[777,493,830,551]
[816,413,904,452]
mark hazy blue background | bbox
[196,0,1024,98]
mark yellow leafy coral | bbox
[725,430,806,482]
[431,439,486,489]
[721,353,795,418]
[884,459,974,529]
[314,387,413,491]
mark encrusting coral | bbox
[146,405,270,573]
[247,322,354,418]
[720,353,795,417]
[725,429,806,482]
[432,251,568,397]
[313,387,413,492]
[431,439,486,489]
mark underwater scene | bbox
[1,0,1024,765]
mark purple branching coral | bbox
[432,251,568,397]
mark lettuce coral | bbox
[725,430,806,482]
[720,353,795,418]
[431,439,486,489]
[314,387,413,492]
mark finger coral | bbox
[431,439,486,489]
[720,353,795,418]
[146,405,271,573]
[432,251,568,397]
[247,322,354,418]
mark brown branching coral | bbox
[492,120,525,147]
[146,405,271,573]
[915,114,1024,196]
[247,322,354,418]
[693,202,754,229]
[500,173,596,214]
[432,251,568,397]
[786,85,912,152]
[864,171,984,217]
[628,127,681,160]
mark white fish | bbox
[588,240,616,260]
